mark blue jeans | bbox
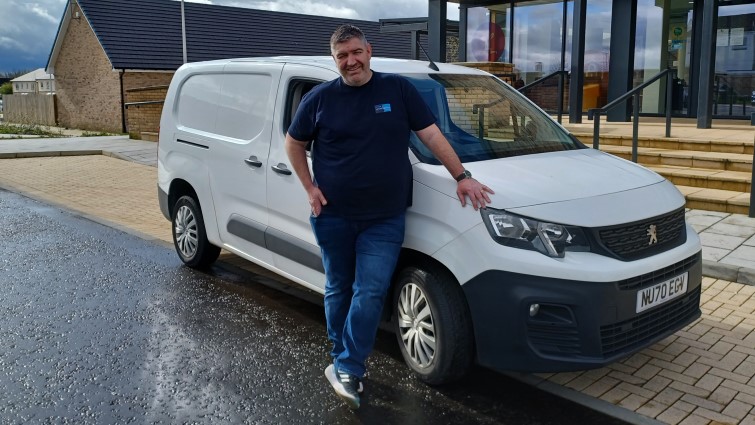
[310,212,406,377]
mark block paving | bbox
[534,276,755,425]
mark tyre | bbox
[392,264,474,385]
[171,195,220,269]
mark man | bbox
[285,24,493,409]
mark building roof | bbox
[48,0,419,72]
[11,68,54,82]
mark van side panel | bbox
[203,63,283,268]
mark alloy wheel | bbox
[397,282,436,368]
[174,205,198,259]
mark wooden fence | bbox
[4,94,57,126]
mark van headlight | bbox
[481,208,590,258]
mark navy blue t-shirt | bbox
[287,72,436,220]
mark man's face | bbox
[332,37,372,87]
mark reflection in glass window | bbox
[512,0,565,85]
[402,73,583,164]
[714,3,754,118]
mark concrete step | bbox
[601,145,753,172]
[573,133,754,155]
[139,131,158,142]
[647,165,752,193]
[676,185,751,215]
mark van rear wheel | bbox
[172,195,220,269]
[392,264,474,385]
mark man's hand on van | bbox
[308,186,328,217]
[457,178,494,210]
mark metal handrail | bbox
[519,70,569,124]
[588,68,676,163]
[124,100,165,108]
[519,70,568,92]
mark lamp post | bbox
[181,0,187,64]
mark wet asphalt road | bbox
[0,189,630,424]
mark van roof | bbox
[193,56,490,76]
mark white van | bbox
[158,57,702,384]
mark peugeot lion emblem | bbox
[647,224,658,245]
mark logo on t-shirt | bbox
[374,103,392,113]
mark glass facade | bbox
[511,1,565,84]
[714,2,754,118]
[463,0,755,120]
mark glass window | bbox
[512,1,566,84]
[634,0,667,114]
[402,73,583,164]
[713,2,754,118]
[466,5,510,63]
[467,7,490,61]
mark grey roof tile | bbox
[78,0,415,70]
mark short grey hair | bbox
[330,24,368,52]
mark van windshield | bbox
[401,73,584,164]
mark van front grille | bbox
[597,208,686,260]
[600,286,701,358]
[617,253,700,291]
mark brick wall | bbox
[454,62,515,84]
[524,79,570,112]
[123,73,173,141]
[446,36,459,62]
[53,2,122,132]
[443,77,513,138]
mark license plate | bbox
[636,272,688,313]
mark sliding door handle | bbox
[244,156,262,167]
[271,163,292,175]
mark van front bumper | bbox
[462,251,702,373]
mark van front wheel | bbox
[171,195,220,269]
[393,265,474,385]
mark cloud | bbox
[0,0,66,73]
[29,3,60,24]
[184,0,460,22]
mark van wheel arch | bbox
[389,249,476,384]
[168,179,198,218]
[168,180,220,269]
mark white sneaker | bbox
[324,364,362,409]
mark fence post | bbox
[592,110,601,149]
[632,93,640,163]
[666,70,673,138]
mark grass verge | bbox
[0,123,66,137]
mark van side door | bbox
[266,64,338,292]
[208,62,283,267]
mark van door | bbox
[266,64,337,292]
[208,62,283,267]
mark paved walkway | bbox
[1,134,755,425]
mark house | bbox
[46,0,422,136]
[11,69,55,95]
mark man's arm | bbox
[414,124,494,210]
[284,133,327,216]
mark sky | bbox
[0,0,460,75]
